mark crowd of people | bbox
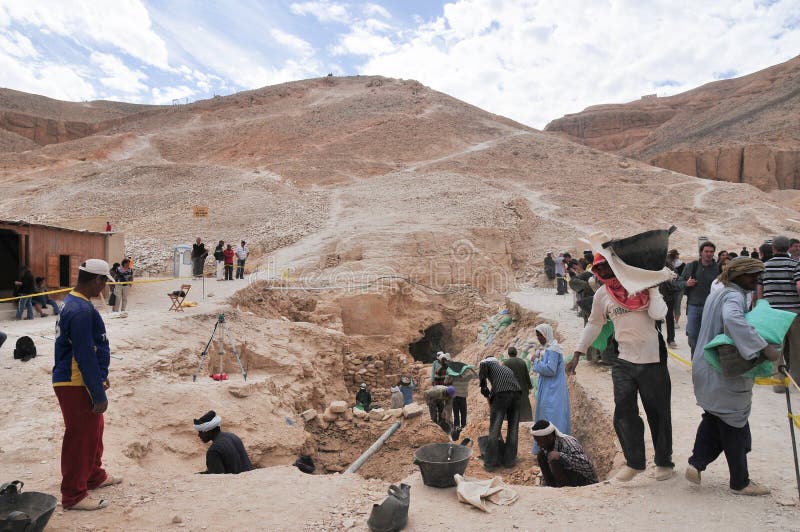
[192,237,250,281]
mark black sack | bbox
[108,292,117,307]
[13,337,36,362]
[367,483,410,532]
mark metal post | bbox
[217,318,225,376]
[345,422,401,474]
[780,365,800,501]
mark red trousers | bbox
[54,386,107,508]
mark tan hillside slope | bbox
[545,55,800,190]
[0,75,797,284]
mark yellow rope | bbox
[667,348,800,391]
[0,276,196,303]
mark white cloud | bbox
[331,24,396,56]
[151,85,195,104]
[270,28,315,58]
[0,0,170,69]
[0,50,95,100]
[354,0,800,128]
[0,30,37,58]
[290,1,350,24]
[90,52,148,94]
[363,3,391,19]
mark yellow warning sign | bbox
[192,206,209,217]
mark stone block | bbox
[329,400,348,413]
[387,408,404,418]
[368,408,386,421]
[316,414,329,430]
[300,409,317,422]
[352,407,368,419]
[403,403,424,418]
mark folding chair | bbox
[168,284,191,312]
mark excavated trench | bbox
[140,281,618,487]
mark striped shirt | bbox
[479,359,521,397]
[760,254,800,312]
[545,434,598,485]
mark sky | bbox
[1,0,799,128]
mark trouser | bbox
[452,396,468,428]
[112,285,128,312]
[44,299,60,315]
[611,358,673,470]
[0,331,6,349]
[236,259,246,279]
[427,399,452,434]
[54,386,107,508]
[688,411,751,490]
[686,304,704,357]
[485,391,521,468]
[224,264,233,280]
[784,317,800,384]
[192,257,204,277]
[537,453,593,487]
[663,298,675,343]
[673,292,684,319]
[216,260,224,280]
[16,296,33,320]
[556,275,567,295]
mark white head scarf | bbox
[534,323,562,354]
[530,420,564,437]
[193,414,221,432]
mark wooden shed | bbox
[0,220,124,295]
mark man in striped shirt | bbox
[479,355,521,470]
[756,235,800,388]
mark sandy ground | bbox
[2,279,799,530]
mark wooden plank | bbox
[47,253,59,287]
[69,255,83,286]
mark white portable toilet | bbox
[173,244,193,278]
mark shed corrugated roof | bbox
[0,219,112,236]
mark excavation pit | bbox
[408,323,454,363]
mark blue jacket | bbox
[52,292,110,404]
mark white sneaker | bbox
[732,480,770,496]
[615,465,644,482]
[685,465,701,485]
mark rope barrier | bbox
[0,276,197,303]
[667,347,800,392]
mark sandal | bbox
[68,496,108,511]
[96,475,123,488]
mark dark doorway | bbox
[408,323,453,363]
[59,255,70,287]
[0,229,20,294]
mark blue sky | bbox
[1,0,799,128]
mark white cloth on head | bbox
[530,421,564,438]
[194,415,221,432]
[481,356,498,364]
[580,231,674,294]
[534,323,563,355]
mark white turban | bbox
[534,323,562,354]
[194,414,221,432]
[530,421,564,438]
[481,356,498,364]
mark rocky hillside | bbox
[545,55,800,190]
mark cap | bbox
[446,386,456,397]
[79,259,115,281]
[360,383,367,389]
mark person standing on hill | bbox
[679,241,720,355]
[544,252,556,288]
[235,240,249,279]
[223,244,235,281]
[53,259,122,511]
[503,347,533,423]
[214,240,225,281]
[112,259,133,313]
[191,238,208,278]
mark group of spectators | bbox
[14,266,61,320]
[191,238,249,281]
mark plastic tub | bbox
[413,443,472,488]
[602,226,677,271]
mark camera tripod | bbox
[192,313,247,382]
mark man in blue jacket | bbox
[53,259,121,511]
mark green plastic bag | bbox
[591,320,614,352]
[703,299,797,378]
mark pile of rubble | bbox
[301,400,424,430]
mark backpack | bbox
[13,336,36,361]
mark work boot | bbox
[654,466,674,481]
[732,480,770,496]
[668,341,677,349]
[614,465,644,482]
[684,465,701,485]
